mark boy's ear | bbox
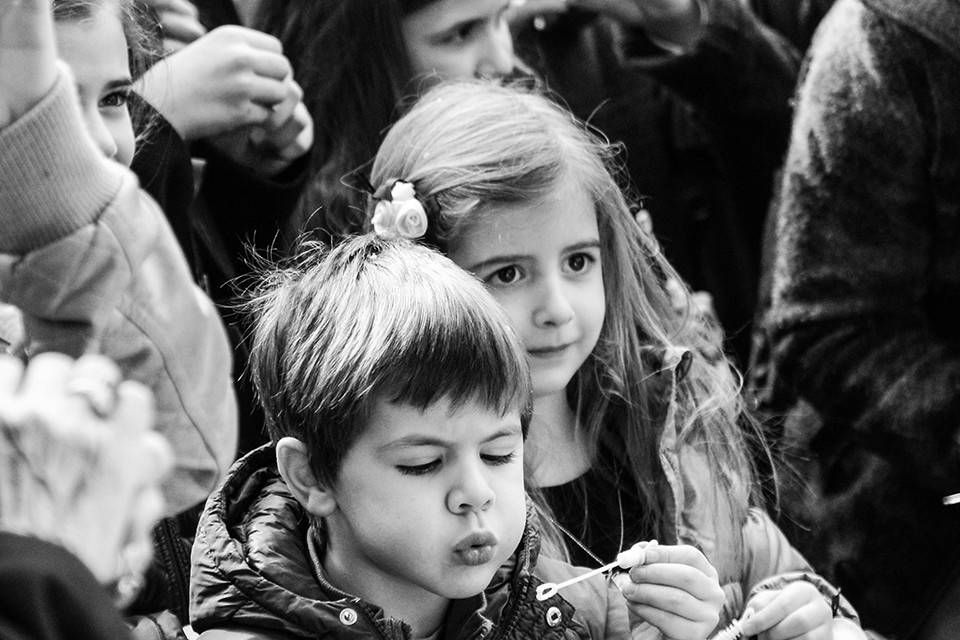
[276,437,337,517]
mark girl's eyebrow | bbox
[466,239,602,273]
[105,78,133,90]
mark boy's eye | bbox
[489,265,521,285]
[100,89,131,109]
[397,460,441,476]
[482,452,517,466]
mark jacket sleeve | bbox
[620,0,800,128]
[0,68,238,514]
[766,0,960,490]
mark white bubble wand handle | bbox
[535,540,656,601]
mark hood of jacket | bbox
[189,445,610,640]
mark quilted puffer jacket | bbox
[189,446,630,640]
[0,68,237,514]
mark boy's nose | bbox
[446,464,495,514]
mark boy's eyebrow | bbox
[465,239,601,273]
[105,78,133,90]
[380,424,522,450]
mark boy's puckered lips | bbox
[453,531,498,566]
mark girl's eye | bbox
[489,265,521,285]
[482,452,517,466]
[566,252,595,273]
[441,21,480,45]
[397,460,441,476]
[100,89,131,109]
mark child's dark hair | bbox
[245,234,533,488]
[53,0,163,145]
[256,0,429,239]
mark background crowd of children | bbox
[0,0,957,638]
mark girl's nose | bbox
[533,278,575,328]
[475,21,514,78]
[446,461,495,515]
[83,107,118,160]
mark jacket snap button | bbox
[545,606,562,627]
[339,608,358,625]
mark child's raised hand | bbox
[738,582,835,640]
[0,353,173,587]
[206,76,314,177]
[0,0,58,129]
[137,25,294,141]
[616,542,725,639]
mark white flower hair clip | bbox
[371,180,430,240]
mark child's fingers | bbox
[19,352,73,404]
[755,602,832,640]
[636,543,720,580]
[625,562,723,601]
[157,10,206,44]
[0,355,24,400]
[740,583,828,637]
[621,581,710,619]
[110,379,154,433]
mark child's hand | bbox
[0,353,173,586]
[140,0,207,53]
[206,77,314,177]
[0,0,58,129]
[739,582,834,640]
[137,25,294,141]
[616,543,725,639]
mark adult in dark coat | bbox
[751,0,960,635]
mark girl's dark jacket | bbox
[751,0,960,635]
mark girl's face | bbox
[401,0,514,82]
[448,182,607,401]
[55,5,135,167]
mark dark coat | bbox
[0,533,132,640]
[751,0,960,635]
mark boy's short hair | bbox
[246,234,532,487]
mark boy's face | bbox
[322,395,526,607]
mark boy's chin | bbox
[435,569,501,600]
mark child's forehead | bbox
[361,395,522,445]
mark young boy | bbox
[189,235,632,639]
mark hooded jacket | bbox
[752,0,960,635]
[189,445,629,640]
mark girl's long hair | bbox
[367,81,766,572]
[256,0,424,241]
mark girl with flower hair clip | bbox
[365,81,870,640]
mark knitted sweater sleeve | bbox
[0,68,238,514]
[767,0,960,490]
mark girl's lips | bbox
[528,343,572,357]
